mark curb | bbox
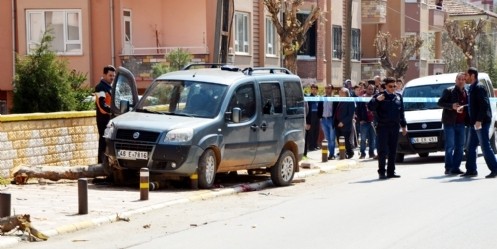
[0,159,357,248]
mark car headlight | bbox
[103,121,115,139]
[164,128,193,142]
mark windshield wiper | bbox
[135,108,165,114]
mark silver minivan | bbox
[103,65,305,188]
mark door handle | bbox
[250,124,259,131]
[260,122,268,131]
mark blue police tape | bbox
[304,96,497,103]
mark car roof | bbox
[405,72,489,88]
[154,68,301,85]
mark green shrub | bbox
[167,48,193,71]
[12,31,92,113]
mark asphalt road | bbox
[14,153,497,249]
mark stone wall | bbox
[0,111,98,178]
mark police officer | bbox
[95,65,116,163]
[368,77,407,179]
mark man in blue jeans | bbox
[356,84,377,159]
[438,72,468,175]
[318,84,336,159]
[459,67,497,178]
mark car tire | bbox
[198,149,217,189]
[418,152,429,157]
[491,131,497,154]
[270,150,296,186]
[395,153,405,163]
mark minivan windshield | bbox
[403,83,453,111]
[136,80,228,118]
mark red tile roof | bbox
[428,0,497,18]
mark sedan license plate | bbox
[117,150,148,160]
[411,136,438,144]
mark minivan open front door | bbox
[111,67,139,116]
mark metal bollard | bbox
[0,193,11,218]
[140,168,149,201]
[190,171,199,190]
[338,136,346,160]
[321,139,328,162]
[78,178,88,215]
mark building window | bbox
[235,12,250,54]
[351,28,361,61]
[297,13,316,56]
[26,10,82,55]
[123,10,132,43]
[266,18,276,56]
[333,25,342,59]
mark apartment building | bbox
[0,0,367,113]
[361,0,446,82]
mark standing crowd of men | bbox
[304,75,407,179]
[304,67,497,180]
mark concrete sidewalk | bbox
[0,149,359,248]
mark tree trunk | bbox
[13,165,106,183]
[284,53,298,74]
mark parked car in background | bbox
[396,73,497,162]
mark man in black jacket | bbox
[95,65,116,163]
[368,77,407,179]
[460,67,497,178]
[438,72,468,175]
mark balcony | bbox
[119,45,210,90]
[362,0,387,24]
[429,8,446,32]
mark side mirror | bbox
[120,100,130,113]
[231,107,241,123]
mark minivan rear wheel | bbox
[270,150,295,186]
[198,149,217,189]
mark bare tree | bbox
[444,19,486,67]
[374,31,423,79]
[264,0,322,73]
[342,0,353,81]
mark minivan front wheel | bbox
[270,150,296,186]
[198,149,217,189]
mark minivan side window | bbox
[284,81,305,115]
[260,83,283,115]
[227,83,256,122]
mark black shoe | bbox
[379,174,387,180]
[346,153,354,159]
[460,172,478,177]
[328,155,336,160]
[485,172,497,178]
[444,169,450,175]
[450,169,465,175]
[387,174,401,178]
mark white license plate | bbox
[411,136,438,144]
[117,150,148,160]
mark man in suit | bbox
[334,88,356,159]
[459,67,497,178]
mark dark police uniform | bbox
[95,79,112,163]
[368,91,407,178]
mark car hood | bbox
[404,109,442,123]
[111,111,214,132]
